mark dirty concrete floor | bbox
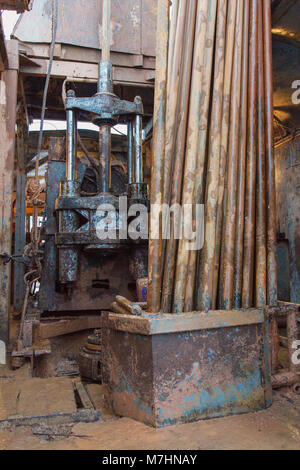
[0,360,299,450]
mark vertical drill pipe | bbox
[99,126,111,193]
[147,0,169,313]
[167,0,179,88]
[164,0,187,204]
[255,0,267,307]
[220,0,244,310]
[242,0,258,309]
[173,0,209,313]
[196,0,230,312]
[135,113,143,184]
[161,0,197,313]
[66,107,76,181]
[263,0,278,307]
[184,0,218,312]
[287,310,298,373]
[99,1,112,194]
[127,120,134,184]
[233,0,250,308]
[210,0,237,310]
[102,0,111,62]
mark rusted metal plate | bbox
[103,314,272,427]
[13,0,157,56]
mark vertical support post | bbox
[0,40,18,351]
[127,120,134,184]
[98,0,112,194]
[134,107,143,184]
[13,170,26,312]
[66,90,77,181]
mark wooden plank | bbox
[37,316,103,339]
[20,58,155,85]
[72,378,94,411]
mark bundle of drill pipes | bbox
[147,0,277,314]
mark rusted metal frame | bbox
[184,0,218,312]
[161,1,196,313]
[197,0,235,312]
[263,0,278,307]
[255,0,267,307]
[233,0,250,309]
[173,0,209,313]
[147,0,170,313]
[220,0,244,310]
[242,0,258,309]
[0,41,18,347]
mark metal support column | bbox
[0,40,18,352]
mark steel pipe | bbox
[173,0,209,313]
[127,120,134,184]
[242,0,258,309]
[147,0,169,313]
[135,110,143,184]
[220,0,244,310]
[66,90,77,181]
[161,0,197,313]
[233,0,250,309]
[263,0,278,307]
[255,0,267,307]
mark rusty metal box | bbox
[102,309,272,427]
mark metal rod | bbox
[233,0,250,308]
[220,0,244,310]
[147,0,169,313]
[127,120,134,184]
[173,0,209,313]
[196,0,230,312]
[184,0,218,312]
[255,0,267,307]
[242,0,258,309]
[66,91,77,181]
[99,125,111,193]
[135,111,143,184]
[161,0,197,313]
[102,0,111,62]
[263,0,278,307]
[164,0,187,204]
[210,0,238,310]
[98,1,112,193]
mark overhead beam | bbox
[0,0,32,13]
